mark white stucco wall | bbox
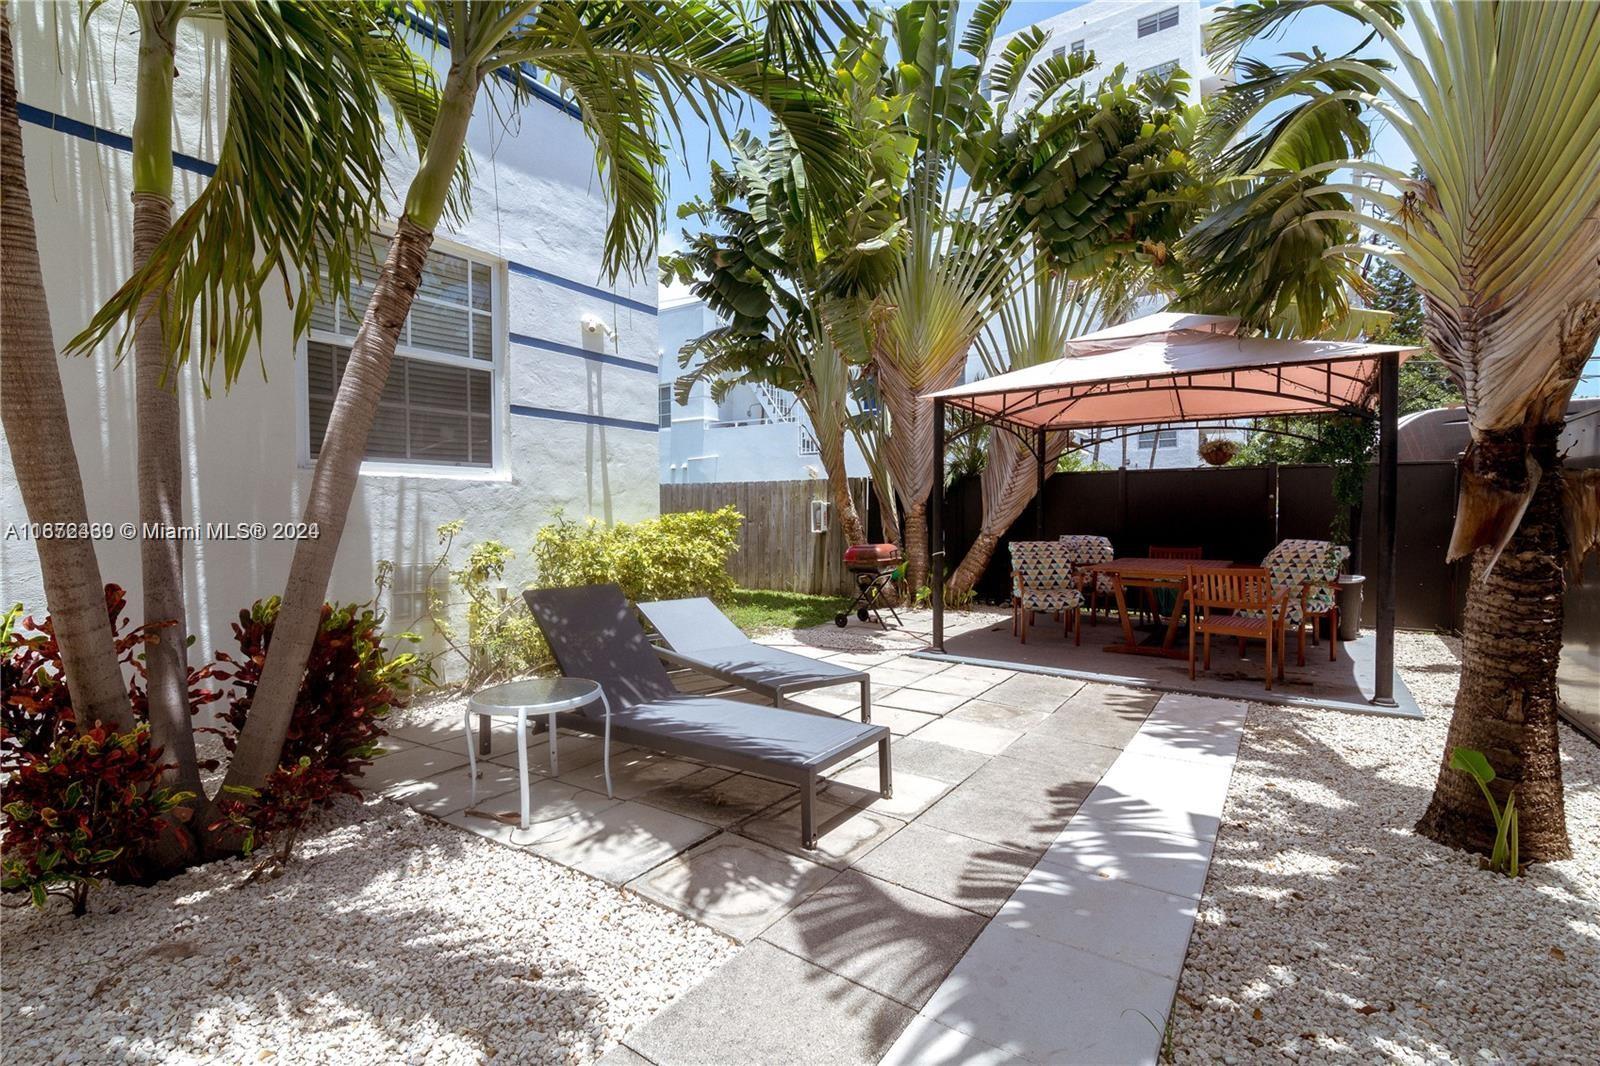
[656,298,869,484]
[994,0,1226,103]
[1,7,659,665]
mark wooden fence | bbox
[660,479,869,595]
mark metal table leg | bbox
[464,709,478,804]
[515,708,530,830]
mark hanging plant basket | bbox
[1198,436,1239,466]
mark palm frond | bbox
[67,1,440,389]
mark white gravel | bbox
[1,795,734,1065]
[1168,631,1600,1064]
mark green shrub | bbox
[452,537,548,684]
[532,507,742,604]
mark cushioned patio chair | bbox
[1261,539,1351,665]
[524,585,891,849]
[1058,534,1115,622]
[637,597,871,721]
[1009,541,1082,645]
[1187,566,1288,691]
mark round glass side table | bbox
[465,677,611,829]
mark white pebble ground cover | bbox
[1,795,735,1065]
[1168,632,1600,1064]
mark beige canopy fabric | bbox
[933,331,1419,430]
[1061,311,1240,354]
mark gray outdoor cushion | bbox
[522,584,892,848]
[637,597,869,700]
[522,583,679,714]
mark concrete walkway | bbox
[370,619,1244,1065]
[879,692,1244,1065]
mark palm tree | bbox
[53,0,441,809]
[0,4,134,733]
[1200,0,1600,861]
[664,51,910,553]
[212,1,853,794]
[1,3,444,843]
[847,1,1038,593]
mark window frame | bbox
[1137,427,1180,450]
[1137,6,1180,37]
[296,234,508,480]
[658,383,674,429]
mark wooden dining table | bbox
[1085,557,1237,658]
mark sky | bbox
[657,1,1418,290]
[653,1,1599,396]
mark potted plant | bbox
[1198,434,1239,466]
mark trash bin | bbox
[1337,575,1365,642]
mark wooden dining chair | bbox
[1186,566,1289,690]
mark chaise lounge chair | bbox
[524,585,892,849]
[636,597,871,721]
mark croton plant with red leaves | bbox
[206,596,427,871]
[2,587,427,911]
[0,724,191,916]
[0,585,221,772]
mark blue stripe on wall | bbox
[16,102,656,318]
[403,13,582,121]
[16,102,217,177]
[510,404,659,433]
[508,261,657,317]
[510,331,657,374]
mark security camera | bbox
[580,312,616,339]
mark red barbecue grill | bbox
[837,544,903,629]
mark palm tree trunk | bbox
[0,10,134,733]
[946,428,1066,599]
[902,499,928,595]
[1416,425,1571,861]
[946,529,999,598]
[812,413,865,547]
[877,354,963,592]
[220,217,434,791]
[131,5,202,801]
[222,61,479,794]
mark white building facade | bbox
[2,7,659,662]
[991,0,1228,103]
[657,298,869,484]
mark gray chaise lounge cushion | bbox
[637,597,870,711]
[523,585,885,773]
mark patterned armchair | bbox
[1009,541,1083,645]
[1262,539,1351,664]
[1056,534,1115,624]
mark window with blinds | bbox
[306,240,498,468]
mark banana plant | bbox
[1448,748,1520,877]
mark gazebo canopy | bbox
[924,309,1421,707]
[932,320,1419,431]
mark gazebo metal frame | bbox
[927,339,1413,706]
